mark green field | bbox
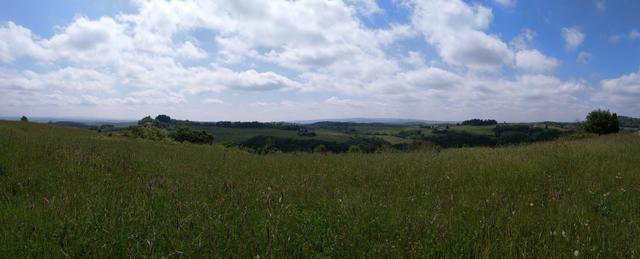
[1,121,640,257]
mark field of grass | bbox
[1,121,640,257]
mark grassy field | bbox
[1,121,640,257]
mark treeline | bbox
[461,119,498,126]
[619,116,640,128]
[237,136,389,154]
[389,124,566,149]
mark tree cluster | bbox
[168,126,214,144]
[461,119,498,126]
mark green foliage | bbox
[168,125,214,144]
[584,109,620,135]
[347,145,362,153]
[125,125,167,141]
[313,144,328,153]
[1,121,640,257]
[155,114,171,123]
[138,116,155,127]
[19,116,28,122]
[461,119,498,126]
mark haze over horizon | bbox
[1,0,639,122]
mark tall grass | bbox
[1,121,639,257]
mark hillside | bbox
[1,121,639,257]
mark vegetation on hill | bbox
[1,121,639,257]
[461,119,498,126]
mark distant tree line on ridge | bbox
[461,119,498,126]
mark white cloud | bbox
[397,67,463,90]
[204,98,225,104]
[0,0,616,121]
[594,70,640,114]
[515,49,560,73]
[510,29,536,50]
[0,68,115,91]
[493,0,516,8]
[346,0,382,16]
[409,0,513,70]
[577,52,592,64]
[176,41,207,59]
[561,27,585,50]
[630,29,640,40]
[0,22,52,62]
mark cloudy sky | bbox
[1,0,639,122]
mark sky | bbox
[0,0,639,122]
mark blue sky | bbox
[0,0,638,122]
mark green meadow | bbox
[1,121,639,257]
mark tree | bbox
[20,116,28,122]
[584,109,619,135]
[155,114,171,123]
[168,125,214,144]
[138,116,155,127]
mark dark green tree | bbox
[155,115,171,123]
[138,116,155,127]
[20,116,28,122]
[169,125,214,144]
[584,109,619,135]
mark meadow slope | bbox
[1,121,639,257]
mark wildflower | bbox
[574,250,580,257]
[529,202,534,207]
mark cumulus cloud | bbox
[515,49,560,73]
[0,68,115,91]
[409,0,513,70]
[594,70,640,114]
[0,0,621,121]
[0,22,52,62]
[561,27,585,50]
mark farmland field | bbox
[1,121,640,257]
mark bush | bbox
[126,126,167,141]
[169,126,214,144]
[20,116,28,122]
[584,110,619,135]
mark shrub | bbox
[584,109,619,135]
[20,116,28,122]
[169,126,214,144]
[126,126,167,141]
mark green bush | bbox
[168,125,214,144]
[584,109,619,135]
[126,126,167,141]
